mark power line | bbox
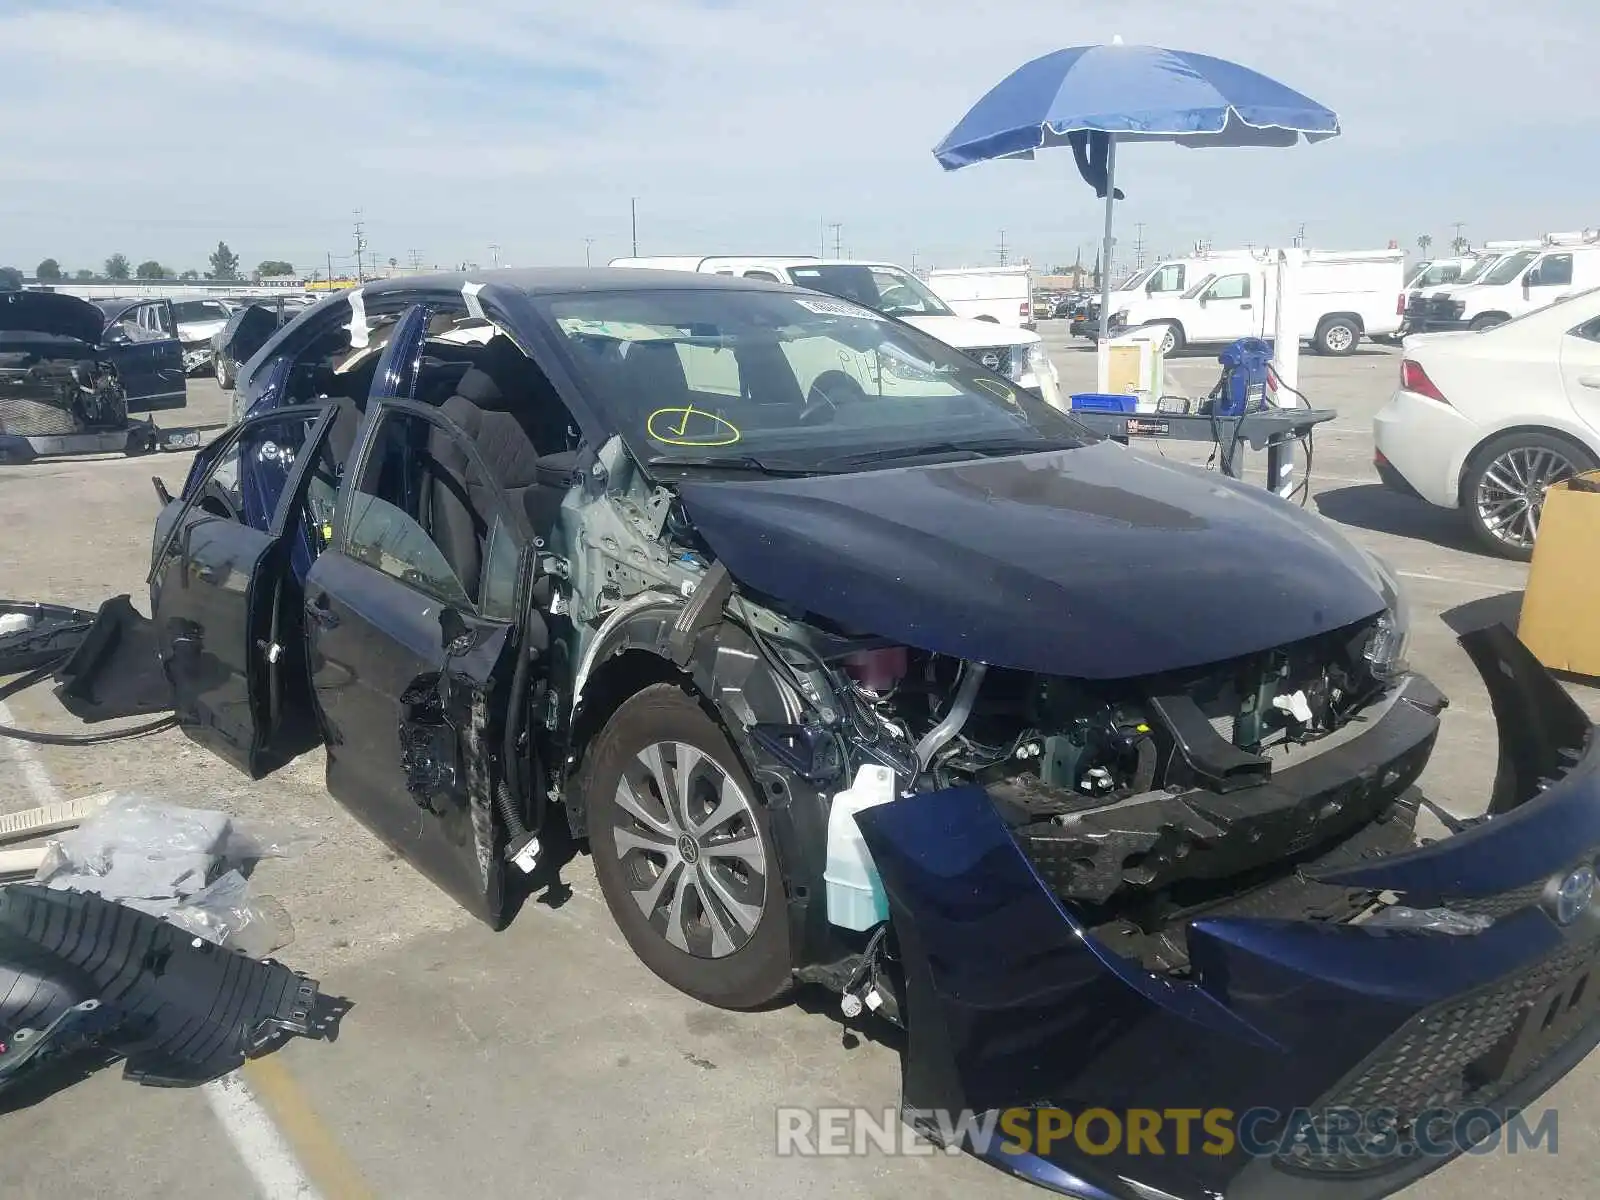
[827,223,843,258]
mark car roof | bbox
[356,267,796,301]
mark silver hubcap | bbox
[1476,446,1578,549]
[1162,328,1177,354]
[215,358,227,384]
[1325,324,1354,351]
[612,741,767,959]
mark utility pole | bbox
[352,210,366,281]
[1452,221,1466,251]
[489,243,501,268]
[828,223,843,258]
[326,251,333,285]
[584,237,594,267]
[408,249,422,271]
[910,250,918,272]
[1293,222,1306,248]
[997,229,1008,266]
[1133,222,1146,270]
[631,198,638,257]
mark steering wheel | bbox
[798,370,867,425]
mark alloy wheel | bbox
[610,741,768,959]
[1474,444,1579,551]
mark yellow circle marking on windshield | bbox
[646,405,742,447]
[973,377,1018,404]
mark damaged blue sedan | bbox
[136,269,1600,1199]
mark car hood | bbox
[0,291,104,344]
[676,441,1388,679]
[900,314,1039,349]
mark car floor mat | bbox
[0,884,332,1091]
[51,594,173,723]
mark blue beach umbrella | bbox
[934,39,1340,341]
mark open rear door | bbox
[147,403,339,776]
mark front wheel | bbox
[585,683,793,1009]
[1145,321,1184,356]
[214,354,235,389]
[1314,316,1361,356]
[1470,313,1508,332]
[1462,431,1597,559]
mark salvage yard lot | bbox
[3,337,1599,1200]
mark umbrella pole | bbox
[1096,133,1117,343]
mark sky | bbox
[3,0,1598,279]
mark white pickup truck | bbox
[607,255,1061,403]
[1108,249,1406,356]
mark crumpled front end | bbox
[856,626,1600,1200]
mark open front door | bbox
[148,403,340,776]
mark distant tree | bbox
[255,259,294,278]
[0,266,22,291]
[36,258,63,282]
[1416,234,1432,257]
[1451,235,1469,254]
[75,268,95,280]
[179,269,199,281]
[105,253,131,280]
[135,260,168,280]
[208,241,240,280]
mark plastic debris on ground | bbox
[31,795,315,957]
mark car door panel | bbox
[304,549,516,924]
[1560,321,1600,437]
[304,306,534,925]
[149,405,335,775]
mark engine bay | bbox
[735,596,1428,973]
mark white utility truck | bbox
[607,255,1061,403]
[1108,248,1406,355]
[922,265,1034,328]
[1401,232,1600,333]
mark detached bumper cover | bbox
[857,626,1600,1200]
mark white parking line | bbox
[0,698,324,1200]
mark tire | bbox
[1461,431,1598,560]
[585,682,793,1009]
[1314,316,1361,356]
[1145,321,1184,356]
[214,354,235,389]
[1470,313,1508,332]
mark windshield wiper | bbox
[823,437,1081,468]
[644,454,819,477]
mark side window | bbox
[340,408,524,621]
[1150,264,1184,293]
[1532,255,1573,287]
[1206,274,1250,301]
[1570,316,1600,344]
[743,270,781,282]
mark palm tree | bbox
[1416,234,1433,258]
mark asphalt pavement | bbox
[2,334,1597,1200]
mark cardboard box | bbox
[1518,469,1600,678]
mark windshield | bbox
[783,264,955,318]
[1116,267,1154,292]
[1483,251,1538,286]
[532,288,1091,472]
[1452,256,1500,285]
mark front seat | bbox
[426,335,550,601]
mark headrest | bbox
[452,334,531,412]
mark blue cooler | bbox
[1070,392,1139,413]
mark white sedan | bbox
[1372,286,1600,559]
